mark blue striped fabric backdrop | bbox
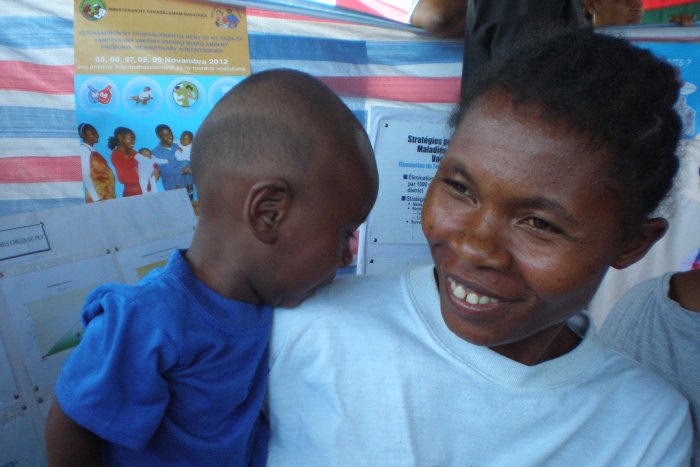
[0,1,464,218]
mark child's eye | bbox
[522,217,562,234]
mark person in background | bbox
[265,28,691,466]
[601,267,700,466]
[583,0,696,26]
[152,124,190,192]
[108,126,141,197]
[78,123,115,202]
[44,69,378,467]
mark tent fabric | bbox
[644,0,697,9]
[0,1,463,217]
[642,0,700,23]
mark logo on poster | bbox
[80,0,107,21]
[211,5,242,29]
[172,81,199,108]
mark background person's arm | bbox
[45,400,101,467]
[669,268,700,311]
[410,0,466,38]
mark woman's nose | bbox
[339,238,354,269]
[451,213,512,271]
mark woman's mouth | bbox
[448,277,501,305]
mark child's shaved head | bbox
[191,69,375,218]
[186,69,378,306]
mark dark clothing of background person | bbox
[461,0,584,97]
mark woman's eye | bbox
[444,179,470,195]
[523,217,562,234]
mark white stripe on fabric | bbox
[0,182,84,200]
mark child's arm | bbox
[45,400,101,467]
[152,156,170,165]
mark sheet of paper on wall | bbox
[358,106,452,274]
[0,189,196,423]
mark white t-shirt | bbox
[267,265,692,466]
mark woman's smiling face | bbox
[422,93,636,364]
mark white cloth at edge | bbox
[267,264,692,467]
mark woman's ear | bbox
[611,218,668,270]
[244,178,291,244]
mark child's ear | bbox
[244,178,291,244]
[611,218,668,270]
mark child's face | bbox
[140,149,152,158]
[180,134,192,146]
[265,162,376,309]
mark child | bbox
[601,268,700,466]
[44,69,379,466]
[175,130,193,162]
[176,131,195,199]
[134,147,168,194]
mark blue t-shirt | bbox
[152,143,189,190]
[56,250,272,466]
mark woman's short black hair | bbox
[453,27,682,230]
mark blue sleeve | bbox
[55,288,179,450]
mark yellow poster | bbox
[73,0,250,203]
[75,0,249,76]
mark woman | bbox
[78,123,115,202]
[264,28,692,466]
[108,126,141,197]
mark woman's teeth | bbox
[448,277,500,305]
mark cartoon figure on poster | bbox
[129,87,154,106]
[212,6,242,28]
[173,82,198,108]
[80,0,107,21]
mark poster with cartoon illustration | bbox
[73,0,250,205]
